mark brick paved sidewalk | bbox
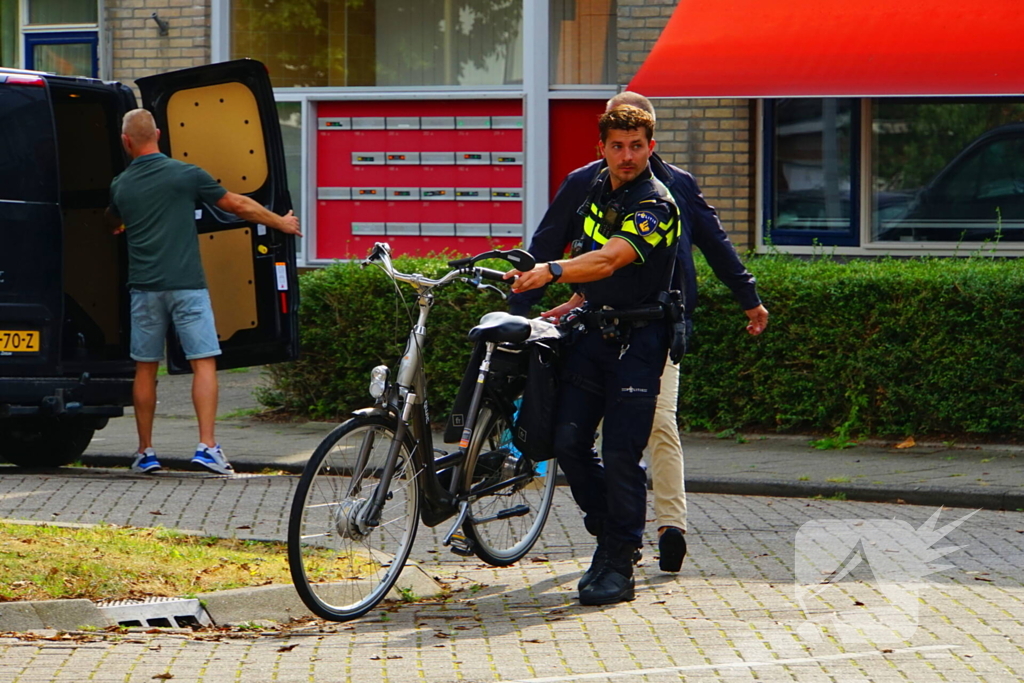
[1,467,1024,682]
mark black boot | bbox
[578,542,608,591]
[579,543,636,606]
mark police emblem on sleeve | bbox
[633,210,658,236]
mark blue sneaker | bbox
[191,443,234,475]
[131,448,161,473]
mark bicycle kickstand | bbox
[442,500,475,556]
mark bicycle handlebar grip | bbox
[477,267,508,282]
[448,256,474,268]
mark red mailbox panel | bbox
[315,99,523,260]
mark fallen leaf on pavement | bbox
[152,674,173,680]
[277,644,298,652]
[895,437,916,449]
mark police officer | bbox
[506,105,680,605]
[509,92,768,576]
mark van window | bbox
[0,83,58,203]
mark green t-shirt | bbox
[109,153,227,291]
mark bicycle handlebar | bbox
[363,242,513,293]
[476,267,508,282]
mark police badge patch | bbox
[633,210,658,236]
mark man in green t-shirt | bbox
[108,109,301,475]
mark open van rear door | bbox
[136,59,299,373]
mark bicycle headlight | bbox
[368,365,389,399]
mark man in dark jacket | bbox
[508,92,768,575]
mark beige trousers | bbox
[645,357,687,531]
[594,355,687,531]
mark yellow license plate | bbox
[0,330,40,353]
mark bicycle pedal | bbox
[447,532,475,557]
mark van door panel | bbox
[0,79,62,375]
[164,82,269,195]
[137,60,299,373]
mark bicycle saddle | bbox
[469,312,532,343]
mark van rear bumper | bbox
[0,376,132,417]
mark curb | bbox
[75,457,1024,512]
[0,564,445,633]
[686,476,1024,511]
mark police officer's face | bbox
[600,128,655,189]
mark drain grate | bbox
[95,597,213,628]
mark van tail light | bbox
[1,74,45,87]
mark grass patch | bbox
[0,522,371,602]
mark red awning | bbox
[628,0,1024,98]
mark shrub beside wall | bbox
[263,254,1024,439]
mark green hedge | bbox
[258,255,572,423]
[262,253,1024,439]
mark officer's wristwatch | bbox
[548,262,563,284]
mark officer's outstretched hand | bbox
[504,264,554,293]
[745,304,769,335]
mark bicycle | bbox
[287,242,561,622]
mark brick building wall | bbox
[105,0,211,94]
[617,0,757,250]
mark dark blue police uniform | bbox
[552,164,680,599]
[508,153,761,317]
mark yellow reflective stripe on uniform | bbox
[582,209,609,245]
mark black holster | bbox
[657,290,689,363]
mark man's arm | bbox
[673,170,767,334]
[682,174,760,309]
[507,237,637,293]
[507,162,600,314]
[216,192,302,236]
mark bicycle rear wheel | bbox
[461,404,557,566]
[288,414,420,621]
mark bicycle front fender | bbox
[351,405,398,420]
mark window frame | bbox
[762,97,862,248]
[758,96,1024,256]
[23,29,96,76]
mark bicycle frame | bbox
[358,243,532,530]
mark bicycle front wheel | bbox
[461,404,558,566]
[288,414,420,621]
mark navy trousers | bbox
[552,320,669,549]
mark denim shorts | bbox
[130,289,222,362]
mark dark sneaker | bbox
[580,545,642,591]
[130,448,161,474]
[578,544,609,591]
[658,527,687,572]
[579,559,636,606]
[191,443,234,475]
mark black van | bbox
[0,60,299,468]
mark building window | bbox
[231,0,524,88]
[21,0,98,76]
[27,0,96,25]
[1,0,17,67]
[277,101,302,215]
[765,97,1024,248]
[872,99,1024,243]
[549,0,616,85]
[765,98,859,246]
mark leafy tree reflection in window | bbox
[231,0,523,88]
